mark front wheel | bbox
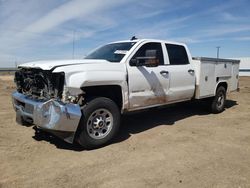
[211,86,226,113]
[77,97,120,149]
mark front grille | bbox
[15,68,64,100]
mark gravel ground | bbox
[0,75,250,188]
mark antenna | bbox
[131,36,138,40]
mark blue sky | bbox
[0,0,250,67]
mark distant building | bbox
[237,57,250,76]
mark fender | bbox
[54,64,129,111]
[214,80,228,95]
[71,71,129,111]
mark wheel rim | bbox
[217,92,225,109]
[86,108,113,139]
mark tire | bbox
[211,86,226,114]
[77,97,120,149]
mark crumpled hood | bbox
[51,59,127,89]
[18,59,110,70]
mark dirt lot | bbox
[0,75,250,188]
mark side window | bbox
[165,44,189,65]
[132,42,164,65]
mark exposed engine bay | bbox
[14,68,64,100]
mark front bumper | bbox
[12,91,82,143]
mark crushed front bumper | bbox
[12,91,82,143]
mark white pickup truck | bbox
[12,39,240,149]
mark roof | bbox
[110,39,186,46]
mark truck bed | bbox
[192,57,240,99]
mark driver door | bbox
[126,42,170,110]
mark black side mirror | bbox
[129,58,138,66]
[129,58,145,66]
[129,49,159,67]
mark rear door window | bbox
[165,44,189,65]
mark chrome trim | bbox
[12,91,82,143]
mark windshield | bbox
[85,42,136,62]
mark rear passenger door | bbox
[164,44,195,101]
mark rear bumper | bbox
[12,91,82,143]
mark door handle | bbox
[160,70,169,75]
[188,69,195,74]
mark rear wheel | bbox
[211,86,226,113]
[77,97,120,149]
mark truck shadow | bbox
[32,100,237,151]
[32,127,85,151]
[113,99,238,144]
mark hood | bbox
[18,59,110,70]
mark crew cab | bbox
[12,39,240,149]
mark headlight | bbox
[62,87,84,103]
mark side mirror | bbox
[129,58,138,66]
[129,49,159,67]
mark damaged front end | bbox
[12,68,82,143]
[15,68,65,100]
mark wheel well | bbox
[217,82,228,92]
[81,85,123,110]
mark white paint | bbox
[19,59,109,70]
[17,39,240,112]
[192,58,239,99]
